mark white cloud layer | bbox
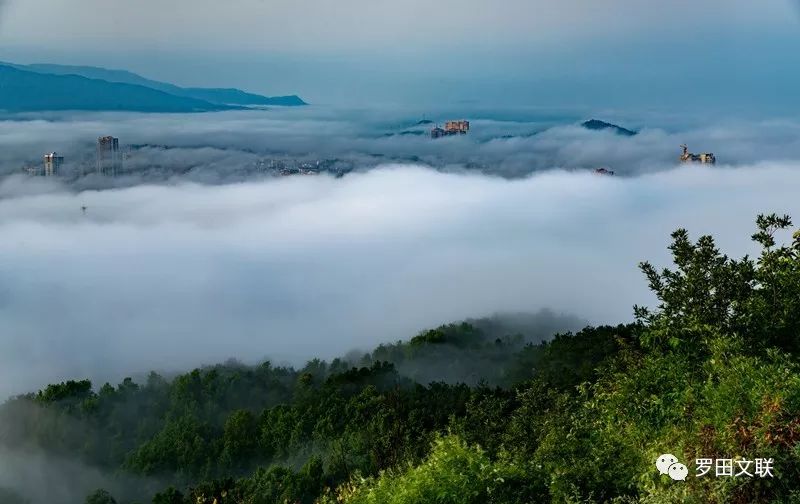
[3,109,800,183]
[1,162,798,400]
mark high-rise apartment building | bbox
[43,152,64,176]
[97,136,122,176]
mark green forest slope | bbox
[1,214,799,504]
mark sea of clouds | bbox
[3,107,800,185]
[1,107,800,399]
[1,159,798,400]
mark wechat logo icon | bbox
[656,454,688,481]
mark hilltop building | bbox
[431,120,470,139]
[680,145,716,164]
[43,152,64,176]
[97,136,122,176]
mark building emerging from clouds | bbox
[43,152,64,176]
[431,120,470,139]
[680,145,716,165]
[97,136,122,176]
[24,153,63,176]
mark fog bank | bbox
[1,163,798,399]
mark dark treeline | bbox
[1,214,800,503]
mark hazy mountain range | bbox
[0,62,306,113]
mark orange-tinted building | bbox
[431,120,470,138]
[444,120,470,134]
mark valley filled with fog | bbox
[2,107,799,399]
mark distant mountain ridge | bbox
[0,65,234,113]
[0,61,306,113]
[581,119,637,136]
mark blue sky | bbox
[0,0,798,111]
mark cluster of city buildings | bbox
[431,120,470,139]
[24,136,123,177]
[680,144,716,164]
[254,157,357,177]
[256,158,322,176]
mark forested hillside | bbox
[1,214,799,504]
